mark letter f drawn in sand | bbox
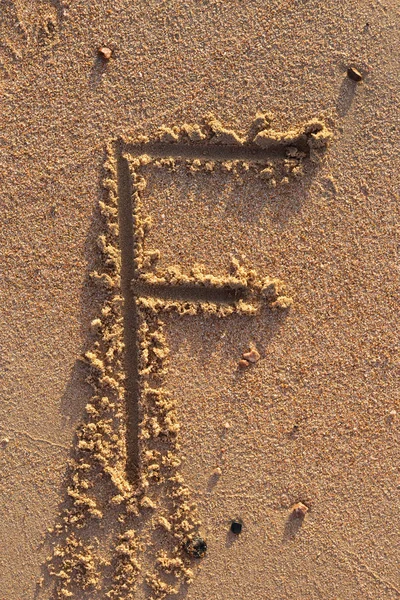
[114,134,298,483]
[112,114,332,482]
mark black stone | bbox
[230,520,242,535]
[183,537,207,558]
[347,67,363,82]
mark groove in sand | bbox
[123,139,309,161]
[116,142,140,481]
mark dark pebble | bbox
[183,536,207,558]
[230,520,242,535]
[347,67,363,82]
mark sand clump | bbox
[99,46,112,60]
[242,345,261,364]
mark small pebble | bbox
[90,318,102,332]
[291,502,309,518]
[347,67,363,82]
[99,46,112,60]
[184,537,207,558]
[0,437,9,447]
[242,346,260,363]
[230,520,242,534]
[238,359,250,369]
[213,467,222,476]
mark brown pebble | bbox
[99,46,112,60]
[291,502,309,518]
[347,67,363,82]
[238,359,250,369]
[242,347,260,363]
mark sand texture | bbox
[0,1,399,599]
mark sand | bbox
[0,1,399,599]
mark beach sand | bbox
[0,1,399,599]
